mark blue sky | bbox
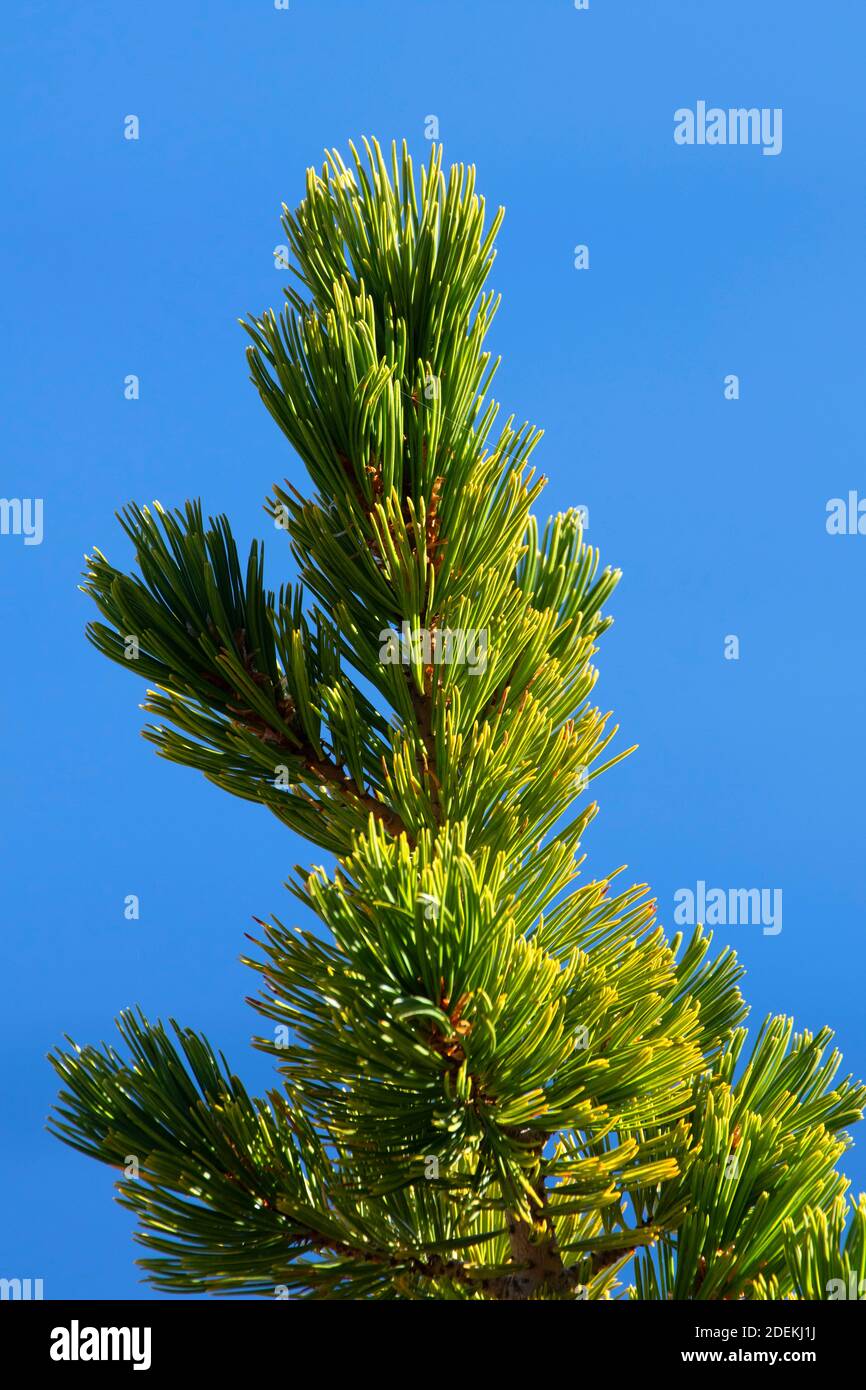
[2,0,864,1298]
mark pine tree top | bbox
[50,139,865,1300]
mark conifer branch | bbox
[50,137,864,1301]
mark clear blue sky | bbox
[2,0,864,1298]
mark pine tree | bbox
[50,140,865,1301]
